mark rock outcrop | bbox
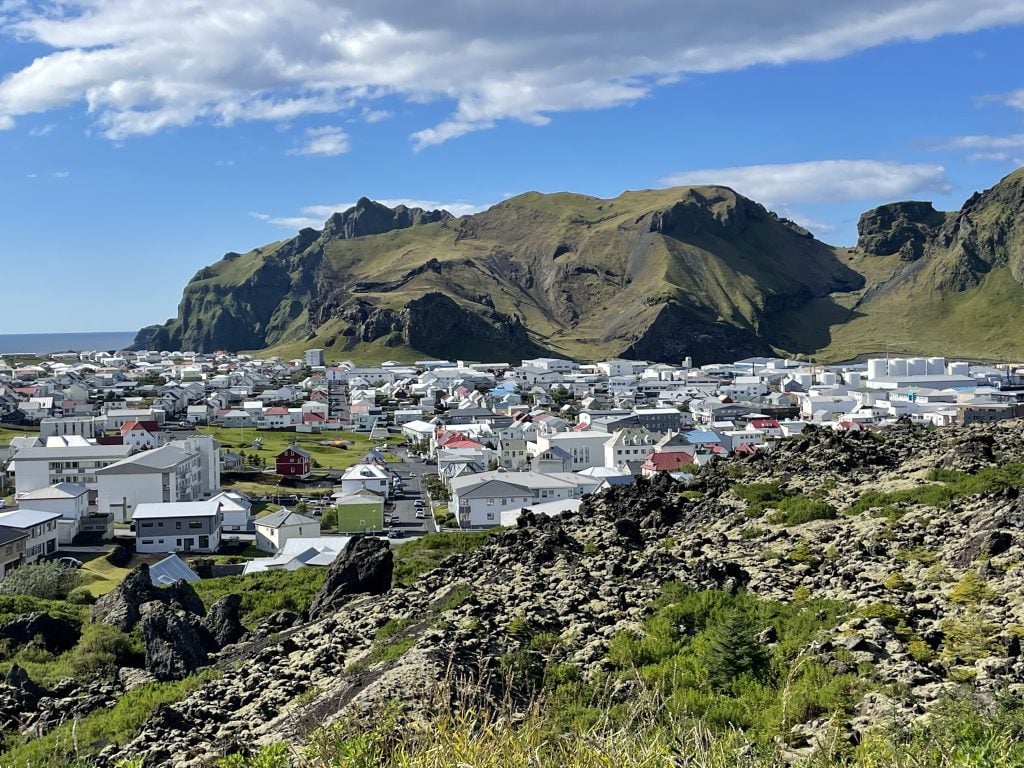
[857,201,947,260]
[0,612,80,654]
[91,565,205,632]
[140,602,210,682]
[202,594,246,649]
[307,536,394,621]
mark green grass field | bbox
[333,503,385,533]
[199,426,383,470]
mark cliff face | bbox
[139,185,867,364]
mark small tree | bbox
[0,560,81,600]
[701,606,768,691]
[321,507,338,529]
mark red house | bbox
[276,446,311,478]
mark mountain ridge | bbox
[138,169,1024,364]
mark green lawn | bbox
[199,426,384,470]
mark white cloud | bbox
[252,197,489,230]
[938,133,1024,150]
[0,115,12,130]
[661,160,951,206]
[214,159,235,166]
[1,2,1023,146]
[288,125,350,156]
[28,123,55,136]
[997,88,1024,110]
[361,108,392,123]
[50,170,70,178]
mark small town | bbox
[0,346,1021,585]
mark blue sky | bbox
[1,1,1023,334]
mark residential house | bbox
[17,482,89,544]
[13,442,134,504]
[276,446,311,478]
[450,470,598,528]
[0,508,61,562]
[603,427,661,469]
[120,420,160,450]
[331,490,385,532]
[210,491,252,533]
[530,431,611,472]
[641,452,695,478]
[254,509,321,553]
[133,500,222,554]
[338,463,390,498]
[0,528,29,581]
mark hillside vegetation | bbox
[138,168,1024,364]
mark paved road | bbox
[385,446,435,539]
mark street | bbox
[385,446,435,538]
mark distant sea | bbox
[0,331,137,355]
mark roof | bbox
[17,482,88,500]
[277,446,311,459]
[95,445,192,474]
[0,508,62,528]
[133,500,220,519]
[255,509,319,529]
[644,452,695,471]
[149,554,200,585]
[0,527,29,546]
[14,444,133,461]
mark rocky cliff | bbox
[138,187,864,364]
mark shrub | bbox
[68,623,140,679]
[194,568,326,627]
[883,572,912,592]
[320,507,338,529]
[106,544,132,568]
[949,571,998,604]
[0,561,80,600]
[66,585,97,605]
[767,496,837,526]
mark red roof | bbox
[445,439,484,450]
[120,420,157,434]
[264,407,290,415]
[643,452,694,471]
[303,411,325,423]
[749,418,781,429]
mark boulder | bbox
[91,565,159,632]
[202,594,246,649]
[91,565,206,632]
[3,664,46,703]
[0,612,80,654]
[307,537,394,621]
[140,602,209,682]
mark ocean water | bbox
[0,331,138,355]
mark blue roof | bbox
[685,429,722,443]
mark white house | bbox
[401,419,436,445]
[339,464,390,499]
[95,444,203,523]
[210,491,252,533]
[0,508,61,563]
[16,482,89,544]
[530,431,611,472]
[450,470,598,528]
[133,500,222,554]
[254,509,321,553]
[603,428,661,469]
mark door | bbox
[183,538,192,552]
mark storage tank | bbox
[948,361,970,376]
[846,372,863,389]
[888,358,909,377]
[867,359,887,380]
[907,357,927,376]
[926,357,946,375]
[819,371,838,386]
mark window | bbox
[142,539,154,544]
[141,521,154,528]
[189,521,202,529]
[486,512,495,521]
[175,522,182,530]
[487,498,494,506]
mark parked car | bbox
[58,556,83,569]
[387,528,402,538]
[415,510,426,519]
[389,514,401,525]
[413,499,426,508]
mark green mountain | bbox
[139,168,1024,364]
[775,167,1024,361]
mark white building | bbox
[0,508,61,562]
[254,509,321,553]
[134,500,222,554]
[450,470,598,528]
[531,431,611,472]
[304,349,325,367]
[13,442,134,504]
[210,491,252,533]
[16,482,89,544]
[95,445,203,523]
[603,428,661,469]
[339,464,391,499]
